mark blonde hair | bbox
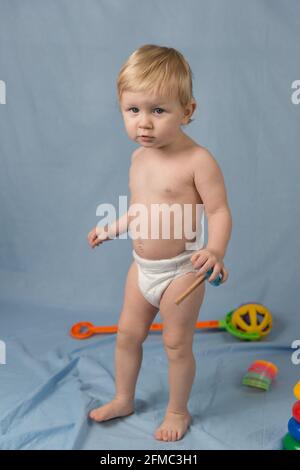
[117,44,196,124]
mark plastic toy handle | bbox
[195,320,221,329]
[70,319,223,339]
[149,323,163,331]
[70,322,118,339]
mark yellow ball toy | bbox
[231,303,272,338]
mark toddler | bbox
[87,44,232,442]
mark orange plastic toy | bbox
[70,319,221,339]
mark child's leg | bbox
[154,273,205,441]
[89,261,159,422]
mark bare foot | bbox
[154,410,191,441]
[89,398,134,422]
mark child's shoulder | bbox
[131,146,144,163]
[191,144,217,167]
[179,136,216,163]
[190,144,216,161]
[189,145,224,186]
[190,145,220,170]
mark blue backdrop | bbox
[0,0,299,450]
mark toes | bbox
[177,428,186,440]
[155,421,189,442]
[89,409,105,422]
[90,413,100,421]
[155,427,182,442]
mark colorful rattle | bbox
[70,303,272,342]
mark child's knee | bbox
[117,324,148,346]
[163,332,193,359]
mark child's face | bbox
[120,91,195,150]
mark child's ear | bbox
[189,100,197,116]
[182,100,196,124]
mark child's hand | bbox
[190,248,229,284]
[87,226,110,248]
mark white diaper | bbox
[132,249,199,308]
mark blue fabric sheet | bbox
[0,300,298,450]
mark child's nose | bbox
[139,113,153,128]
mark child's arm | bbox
[192,148,232,281]
[88,212,129,248]
[98,212,129,239]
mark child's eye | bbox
[153,108,165,114]
[129,107,139,113]
[128,107,165,114]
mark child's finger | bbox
[190,250,207,263]
[220,267,229,284]
[193,254,208,269]
[88,233,96,243]
[196,261,212,276]
[190,253,200,264]
[208,264,221,282]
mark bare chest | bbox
[129,152,199,203]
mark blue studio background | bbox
[0,0,300,450]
